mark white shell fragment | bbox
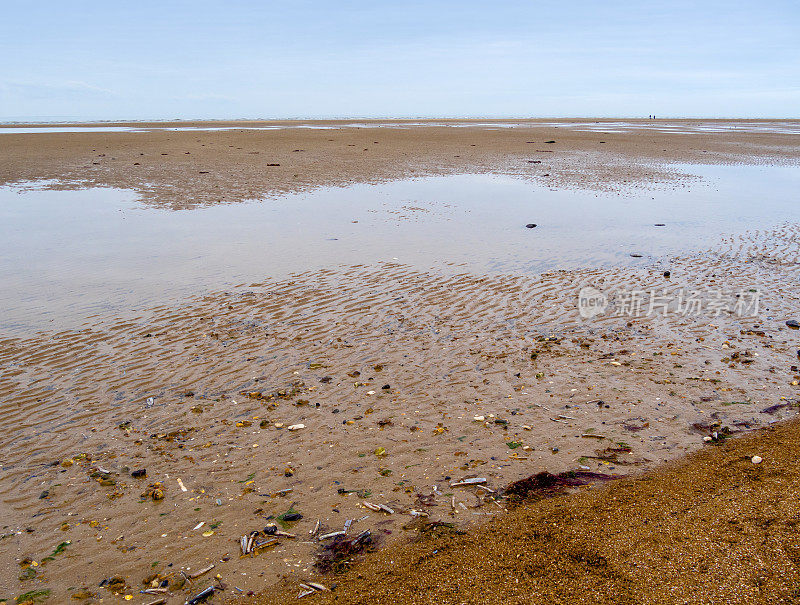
[288,424,305,431]
[450,477,487,487]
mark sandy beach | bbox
[1,121,799,605]
[3,119,800,209]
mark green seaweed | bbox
[16,590,50,604]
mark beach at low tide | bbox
[1,120,799,604]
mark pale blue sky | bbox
[2,1,798,121]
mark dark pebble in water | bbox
[381,384,391,389]
[282,513,303,522]
[525,224,537,229]
[630,253,643,258]
[663,271,671,278]
[654,223,666,226]
[786,320,800,329]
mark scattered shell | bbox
[188,563,215,579]
[362,501,394,514]
[186,585,215,605]
[450,477,487,487]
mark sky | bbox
[1,1,798,121]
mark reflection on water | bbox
[1,164,799,332]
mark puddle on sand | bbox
[1,164,799,333]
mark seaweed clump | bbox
[505,470,617,502]
[315,530,377,574]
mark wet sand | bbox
[254,415,800,605]
[1,121,799,605]
[2,119,800,209]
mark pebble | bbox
[288,424,305,431]
[473,415,485,421]
[786,320,800,329]
[752,455,763,464]
[525,224,537,229]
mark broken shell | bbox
[288,424,305,430]
[450,477,487,487]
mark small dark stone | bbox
[630,253,643,258]
[785,320,800,328]
[282,513,302,522]
[525,223,537,229]
[131,469,147,478]
[381,384,391,389]
[663,271,671,278]
[654,223,666,226]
